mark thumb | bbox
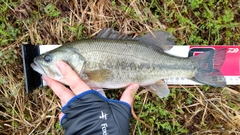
[120,84,139,107]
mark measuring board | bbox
[22,45,240,93]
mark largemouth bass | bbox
[31,28,226,98]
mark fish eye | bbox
[44,55,52,63]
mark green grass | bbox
[0,0,240,134]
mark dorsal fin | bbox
[96,28,176,51]
[96,28,132,40]
[136,31,176,51]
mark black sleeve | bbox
[61,90,131,135]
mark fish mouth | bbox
[30,60,46,75]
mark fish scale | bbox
[67,39,197,88]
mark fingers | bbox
[56,61,91,95]
[120,84,139,107]
[42,75,75,106]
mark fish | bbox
[31,28,226,98]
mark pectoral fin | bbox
[85,69,111,83]
[145,80,170,98]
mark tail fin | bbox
[191,49,226,87]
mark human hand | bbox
[42,61,139,135]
